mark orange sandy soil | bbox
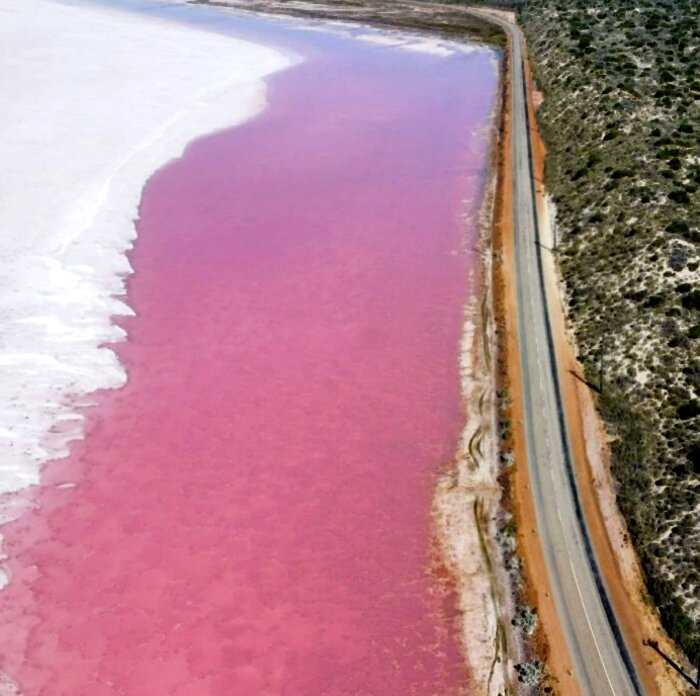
[522,44,691,696]
[491,35,580,696]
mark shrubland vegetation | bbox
[520,0,700,661]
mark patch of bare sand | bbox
[432,119,515,696]
[480,8,515,25]
[430,43,556,692]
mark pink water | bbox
[0,19,497,696]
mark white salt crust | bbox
[0,0,293,501]
[354,32,476,56]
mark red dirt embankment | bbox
[490,31,580,696]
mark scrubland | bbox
[519,0,700,661]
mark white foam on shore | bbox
[354,32,469,56]
[0,0,294,495]
[293,21,487,57]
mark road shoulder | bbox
[478,10,581,694]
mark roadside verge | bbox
[479,11,581,694]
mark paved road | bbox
[467,10,643,696]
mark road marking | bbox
[568,555,616,696]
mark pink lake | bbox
[0,10,498,695]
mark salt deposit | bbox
[355,32,478,56]
[0,0,293,495]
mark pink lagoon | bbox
[0,6,498,694]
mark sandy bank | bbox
[432,19,525,695]
[0,0,292,499]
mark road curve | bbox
[467,9,643,696]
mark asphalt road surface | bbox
[467,10,643,695]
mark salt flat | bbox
[0,0,292,496]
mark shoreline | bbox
[186,1,547,689]
[178,3,695,691]
[0,3,292,689]
[3,4,495,693]
[8,1,678,692]
[185,2,521,689]
[0,0,292,497]
[432,63,515,693]
[190,0,506,46]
